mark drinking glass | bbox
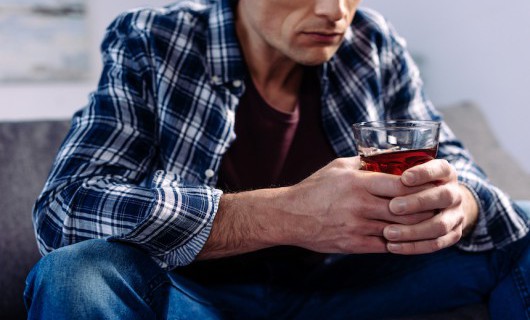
[352,120,441,175]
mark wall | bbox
[1,0,529,173]
[365,0,530,173]
[0,0,171,121]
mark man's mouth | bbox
[302,32,343,44]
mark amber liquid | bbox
[361,148,437,175]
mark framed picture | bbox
[0,0,89,82]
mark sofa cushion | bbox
[0,120,70,319]
[440,102,530,200]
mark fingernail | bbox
[385,226,401,240]
[387,243,402,253]
[390,199,407,214]
[402,172,416,185]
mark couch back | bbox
[0,120,70,319]
[440,102,530,200]
[0,103,527,319]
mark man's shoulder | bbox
[340,7,407,54]
[352,8,391,34]
[107,0,215,42]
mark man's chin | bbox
[295,54,335,66]
[292,48,340,66]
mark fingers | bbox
[356,220,387,237]
[361,171,436,198]
[401,159,457,187]
[385,228,462,255]
[334,235,389,254]
[383,209,464,254]
[390,211,436,225]
[389,183,462,215]
[354,236,389,254]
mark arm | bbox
[33,10,221,270]
[198,157,438,260]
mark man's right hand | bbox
[280,157,436,254]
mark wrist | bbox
[459,184,479,236]
[197,187,294,260]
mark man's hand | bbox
[382,159,479,254]
[198,157,478,260]
[273,157,437,254]
[198,157,436,260]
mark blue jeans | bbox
[25,201,530,319]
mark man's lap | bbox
[25,201,530,319]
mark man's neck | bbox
[249,60,303,114]
[235,7,303,113]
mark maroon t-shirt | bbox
[217,68,337,192]
[180,70,337,283]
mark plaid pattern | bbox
[33,0,528,269]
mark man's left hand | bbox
[383,159,479,254]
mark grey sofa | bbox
[1,102,528,319]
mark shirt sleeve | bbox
[378,18,529,251]
[32,11,221,270]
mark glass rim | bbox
[352,119,441,129]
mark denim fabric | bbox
[25,201,530,320]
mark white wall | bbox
[0,0,172,120]
[364,0,530,173]
[1,0,529,173]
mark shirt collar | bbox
[206,0,247,86]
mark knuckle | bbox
[415,194,428,210]
[395,242,410,254]
[355,198,372,214]
[337,238,354,253]
[439,186,455,204]
[436,219,452,235]
[364,176,378,193]
[425,166,436,180]
[404,227,418,240]
[430,238,445,251]
[405,242,418,254]
[402,214,420,225]
[331,158,348,170]
[452,228,463,242]
[440,159,453,175]
[456,214,465,227]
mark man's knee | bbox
[25,239,163,317]
[28,239,150,283]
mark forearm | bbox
[197,157,423,260]
[197,187,296,260]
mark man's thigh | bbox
[290,201,530,319]
[285,248,495,319]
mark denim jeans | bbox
[25,201,530,320]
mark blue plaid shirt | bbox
[34,0,529,270]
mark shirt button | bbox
[226,109,235,122]
[211,75,221,84]
[232,80,242,88]
[204,169,215,178]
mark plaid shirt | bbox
[34,0,528,270]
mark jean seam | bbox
[512,266,530,319]
[142,273,170,307]
[143,272,218,309]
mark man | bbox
[25,0,530,319]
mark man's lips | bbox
[302,31,343,44]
